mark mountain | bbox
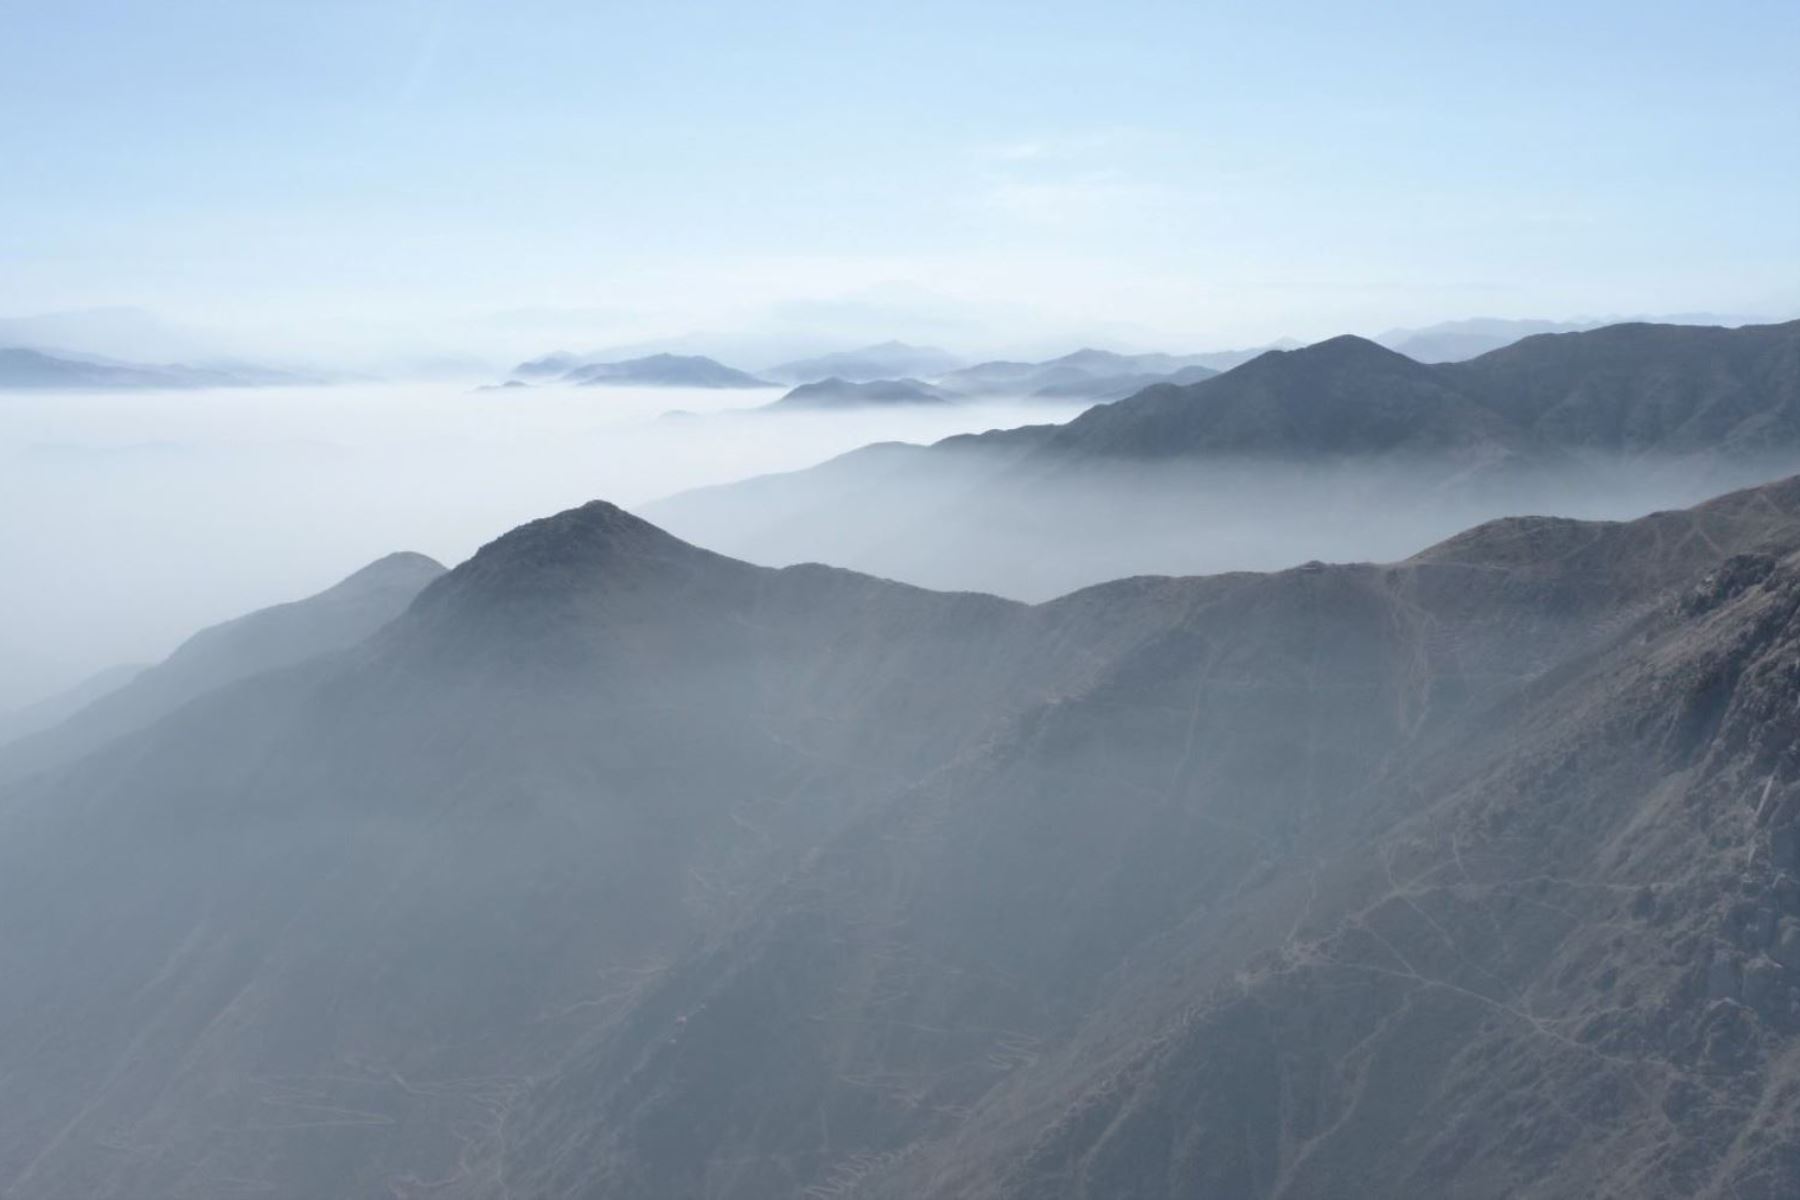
[1378,317,1597,362]
[8,481,1800,1196]
[1029,362,1218,403]
[0,663,144,748]
[563,353,775,388]
[0,307,226,363]
[762,341,964,384]
[937,347,1223,397]
[513,350,584,378]
[0,551,445,779]
[648,320,1800,598]
[1378,314,1770,364]
[763,376,954,410]
[0,346,319,390]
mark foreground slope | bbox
[6,481,1800,1195]
[0,504,1165,1199]
[486,479,1800,1200]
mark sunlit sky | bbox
[4,0,1797,362]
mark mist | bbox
[647,443,1800,602]
[0,381,1091,710]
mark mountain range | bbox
[935,347,1223,397]
[648,320,1800,597]
[7,475,1800,1196]
[761,340,965,384]
[0,346,321,390]
[564,353,775,388]
[1374,313,1765,363]
[763,376,954,410]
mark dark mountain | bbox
[8,481,1800,1196]
[647,320,1800,598]
[0,346,317,389]
[763,341,964,384]
[1450,320,1800,453]
[1036,335,1521,459]
[0,551,445,779]
[764,376,954,410]
[563,353,775,388]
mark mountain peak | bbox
[407,501,750,635]
[1284,333,1415,366]
[334,550,447,592]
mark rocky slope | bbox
[6,481,1800,1195]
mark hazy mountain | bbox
[1378,314,1770,363]
[0,307,225,363]
[764,376,954,410]
[763,341,964,384]
[493,479,1800,1200]
[563,353,775,388]
[1029,362,1218,403]
[937,347,1223,397]
[513,350,585,378]
[0,663,144,748]
[7,480,1800,1196]
[0,346,319,389]
[649,320,1800,597]
[0,551,445,779]
[1378,317,1597,362]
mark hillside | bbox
[763,341,964,384]
[763,376,954,410]
[563,353,774,388]
[5,481,1800,1195]
[0,551,445,779]
[647,320,1800,597]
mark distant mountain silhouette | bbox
[10,480,1800,1195]
[1378,317,1597,362]
[763,340,964,384]
[513,350,584,378]
[1029,362,1217,402]
[1378,313,1765,363]
[562,352,774,388]
[763,376,954,410]
[0,346,318,389]
[937,346,1223,397]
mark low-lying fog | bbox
[650,447,1800,605]
[0,381,1089,710]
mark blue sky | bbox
[3,0,1796,358]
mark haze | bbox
[8,4,1800,1198]
[0,382,1101,707]
[3,0,1796,368]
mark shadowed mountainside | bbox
[7,480,1800,1195]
